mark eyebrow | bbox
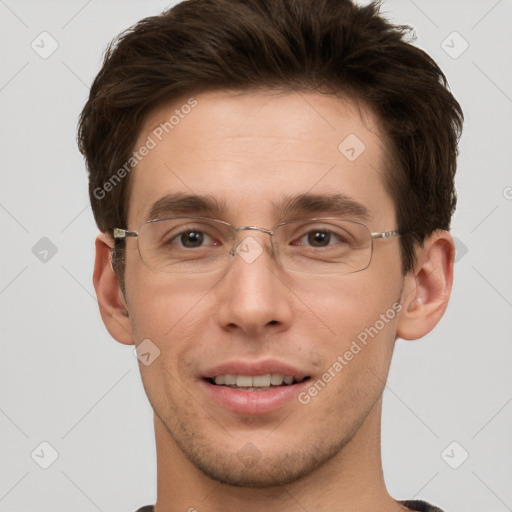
[147,191,371,223]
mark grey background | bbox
[0,0,511,511]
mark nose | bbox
[215,230,293,336]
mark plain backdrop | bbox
[0,1,511,511]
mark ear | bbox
[396,230,455,340]
[93,232,134,345]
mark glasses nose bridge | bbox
[235,225,274,236]
[229,225,275,256]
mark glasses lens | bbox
[138,217,234,274]
[274,219,372,275]
[137,217,372,276]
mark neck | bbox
[152,397,406,512]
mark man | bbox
[78,0,463,510]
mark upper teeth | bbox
[214,374,302,387]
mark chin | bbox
[169,423,349,488]
[191,451,327,488]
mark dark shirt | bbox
[136,499,445,511]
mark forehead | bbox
[127,89,395,227]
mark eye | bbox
[293,226,350,248]
[171,229,214,248]
[301,229,336,247]
[155,220,225,250]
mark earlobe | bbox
[93,233,134,345]
[396,231,455,341]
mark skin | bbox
[93,90,454,512]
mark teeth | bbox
[236,375,253,387]
[212,374,301,387]
[270,374,284,385]
[224,375,236,385]
[252,374,271,387]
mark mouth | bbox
[201,362,312,415]
[205,374,311,391]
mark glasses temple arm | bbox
[113,228,138,240]
[371,230,400,239]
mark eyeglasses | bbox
[113,216,400,276]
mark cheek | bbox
[290,269,403,406]
[124,240,208,334]
[291,268,402,339]
[127,280,206,344]
[125,278,207,410]
[307,306,399,413]
[125,271,220,404]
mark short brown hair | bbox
[78,0,463,285]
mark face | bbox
[122,90,405,487]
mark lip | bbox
[200,359,311,415]
[202,359,309,380]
